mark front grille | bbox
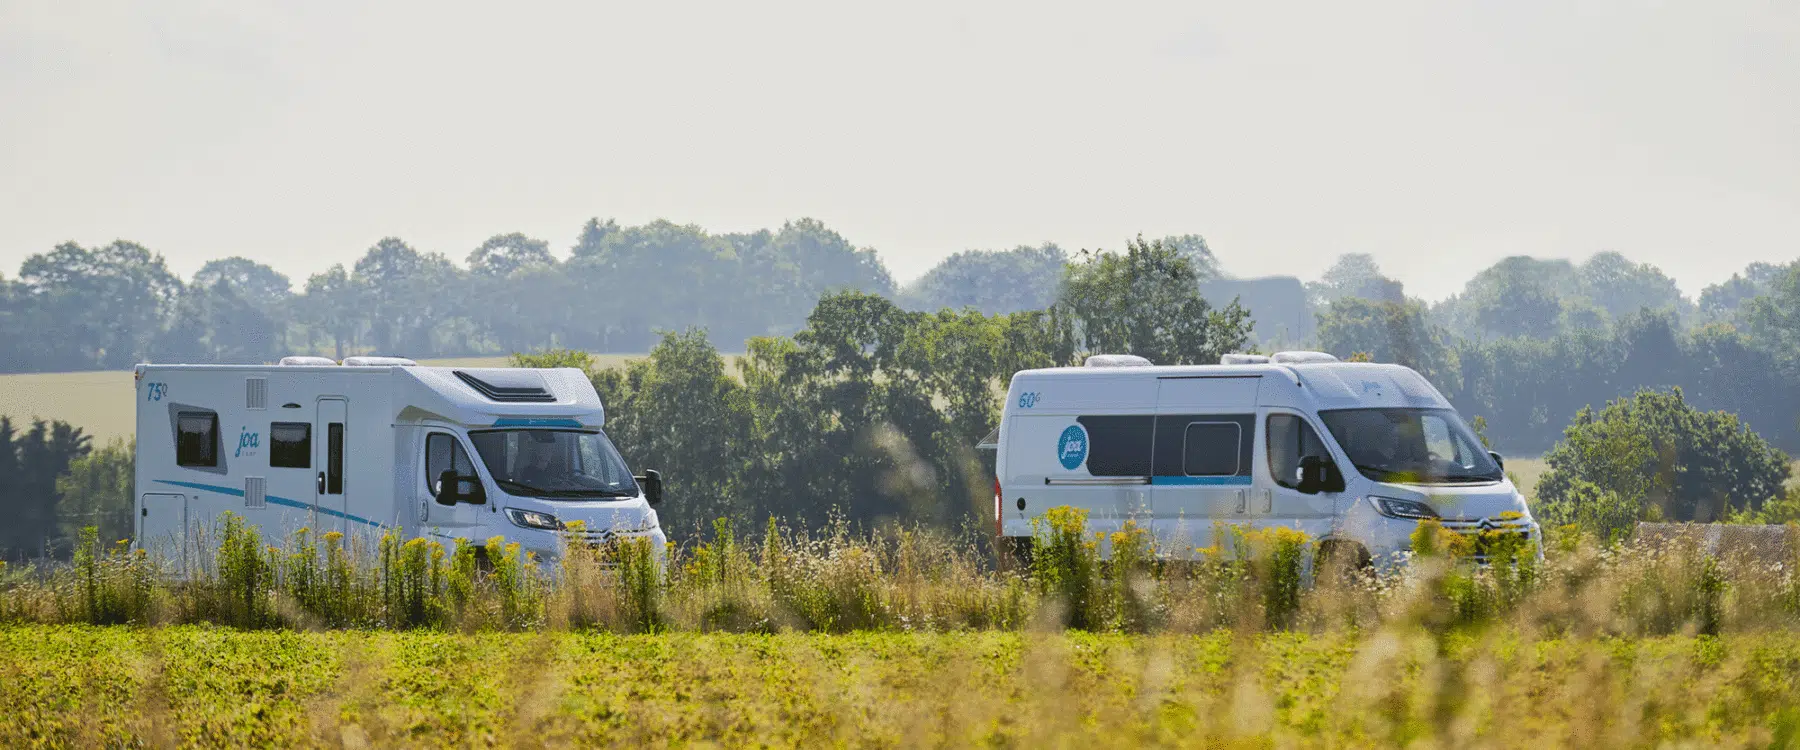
[1439,518,1535,560]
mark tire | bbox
[1316,539,1372,578]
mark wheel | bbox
[1316,539,1372,579]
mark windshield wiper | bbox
[494,478,554,496]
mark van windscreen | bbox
[1318,408,1501,484]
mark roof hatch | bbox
[454,369,558,403]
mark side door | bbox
[1150,413,1256,555]
[314,398,347,535]
[1151,376,1261,556]
[422,431,484,542]
[138,492,188,573]
[1263,410,1344,541]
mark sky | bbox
[2,0,1796,301]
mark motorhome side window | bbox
[176,411,219,468]
[1267,414,1330,489]
[269,422,311,468]
[1152,414,1254,478]
[1183,423,1242,476]
[1075,416,1153,476]
[425,433,475,493]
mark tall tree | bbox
[1306,253,1405,307]
[898,243,1068,314]
[1057,236,1252,365]
[17,241,182,370]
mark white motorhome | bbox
[993,352,1541,567]
[133,356,667,568]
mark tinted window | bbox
[269,422,310,468]
[326,423,344,494]
[1075,416,1153,476]
[1267,414,1331,489]
[176,412,219,468]
[425,433,476,493]
[1152,414,1254,477]
[1183,422,1242,476]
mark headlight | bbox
[1368,496,1439,520]
[505,508,562,530]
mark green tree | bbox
[1578,251,1687,321]
[56,438,135,548]
[1316,297,1456,387]
[1536,388,1790,526]
[467,233,554,278]
[898,243,1068,314]
[1057,236,1252,365]
[17,241,182,370]
[299,264,364,359]
[1306,253,1404,307]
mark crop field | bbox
[2,513,1798,747]
[0,354,694,443]
[4,626,1799,748]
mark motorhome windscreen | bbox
[453,370,557,403]
[467,429,639,499]
[1318,408,1502,484]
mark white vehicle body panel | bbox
[995,358,1541,565]
[133,363,665,572]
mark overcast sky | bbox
[2,0,1795,300]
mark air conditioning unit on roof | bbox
[342,356,417,367]
[1083,354,1153,367]
[279,356,338,366]
[1270,351,1339,364]
[1220,353,1270,365]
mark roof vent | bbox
[1220,353,1271,365]
[1083,354,1153,368]
[454,369,557,403]
[1270,351,1339,365]
[342,356,417,367]
[279,356,338,366]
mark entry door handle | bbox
[1235,489,1246,513]
[317,472,326,494]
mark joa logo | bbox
[1056,424,1087,470]
[235,427,261,458]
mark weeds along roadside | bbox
[0,510,1796,638]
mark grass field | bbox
[4,625,1798,748]
[0,355,657,443]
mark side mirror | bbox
[1297,455,1346,495]
[635,469,663,506]
[1488,451,1505,470]
[1297,456,1324,495]
[435,469,486,506]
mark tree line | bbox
[6,224,1800,555]
[0,218,893,372]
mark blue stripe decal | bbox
[491,418,584,428]
[153,479,385,529]
[1149,476,1254,486]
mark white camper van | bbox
[993,352,1541,567]
[133,357,667,568]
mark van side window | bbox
[425,433,476,493]
[1267,414,1330,489]
[1075,416,1154,476]
[176,411,220,468]
[1152,414,1254,478]
[1183,423,1242,476]
[269,422,311,468]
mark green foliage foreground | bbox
[4,626,1800,748]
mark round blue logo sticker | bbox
[1056,425,1088,470]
